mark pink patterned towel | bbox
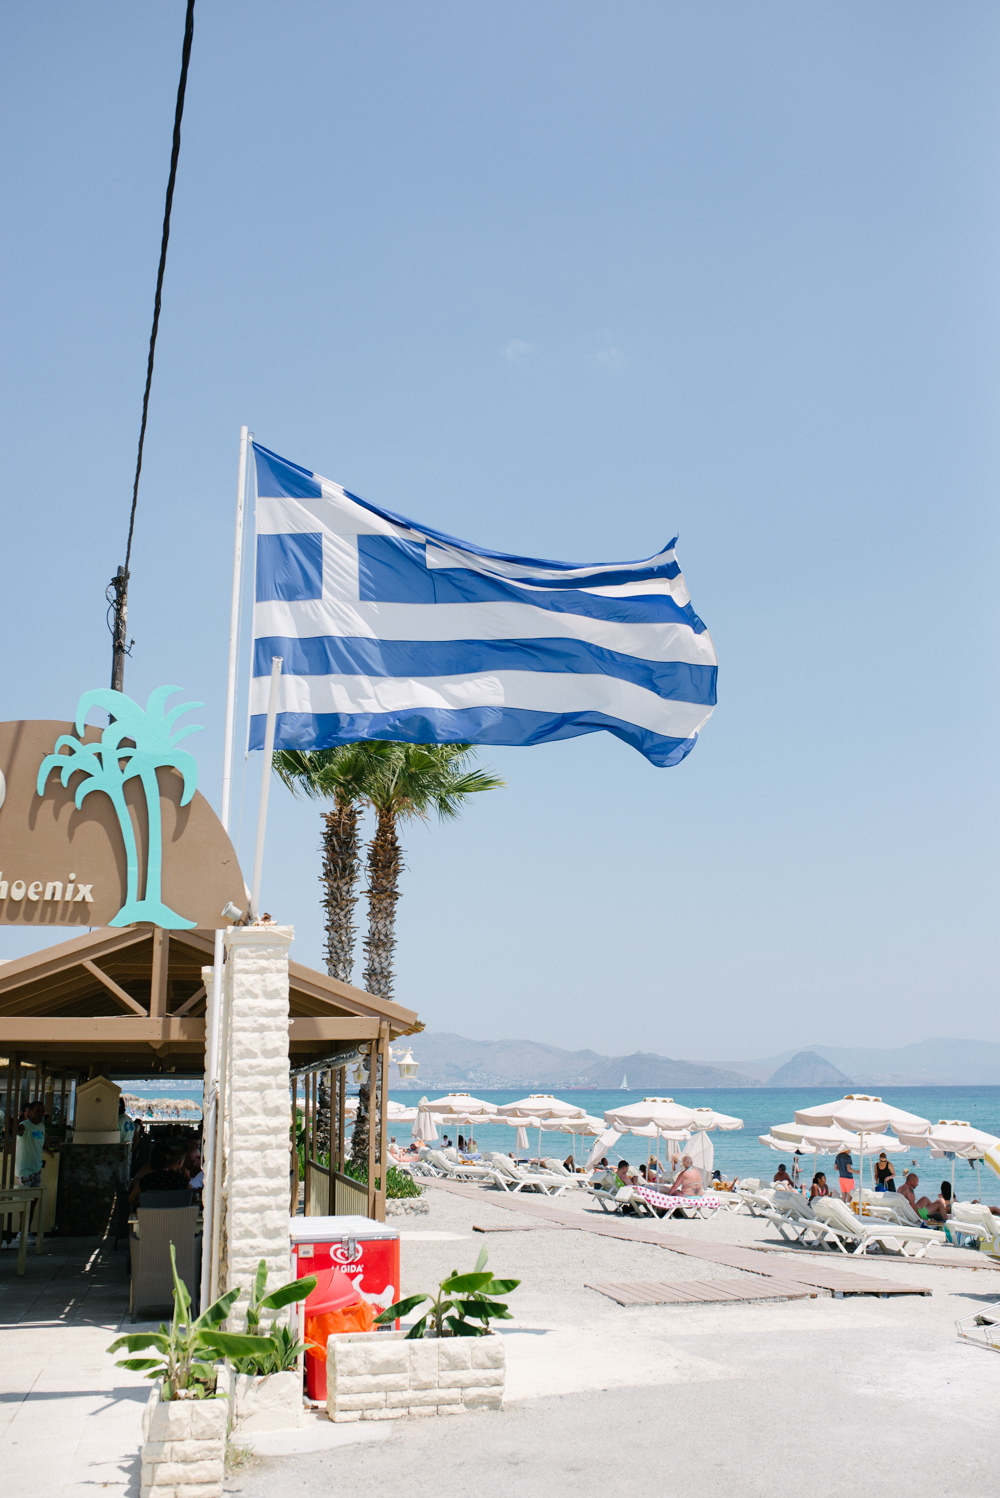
[635,1186,720,1212]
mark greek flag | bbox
[249,443,717,767]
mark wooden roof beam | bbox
[82,960,148,1016]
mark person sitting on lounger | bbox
[772,1164,796,1189]
[898,1172,919,1207]
[615,1159,638,1187]
[669,1155,702,1196]
[916,1181,952,1222]
[809,1172,831,1202]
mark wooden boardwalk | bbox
[586,1277,816,1307]
[428,1179,933,1298]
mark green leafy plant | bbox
[109,1245,264,1398]
[375,1248,519,1339]
[343,1159,423,1199]
[228,1259,317,1376]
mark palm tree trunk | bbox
[320,798,361,983]
[350,1071,370,1167]
[363,807,403,1001]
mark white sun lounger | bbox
[950,1203,1000,1255]
[421,1150,497,1182]
[586,1185,659,1217]
[484,1153,576,1196]
[812,1197,946,1257]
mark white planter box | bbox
[226,1369,303,1435]
[140,1380,228,1498]
[326,1330,505,1422]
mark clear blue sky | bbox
[2,2,997,1059]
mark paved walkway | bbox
[427,1178,944,1293]
[0,1237,150,1498]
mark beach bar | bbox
[0,923,418,1298]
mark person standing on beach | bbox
[834,1149,855,1201]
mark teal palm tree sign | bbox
[37,685,203,930]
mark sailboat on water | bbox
[621,1072,629,1090]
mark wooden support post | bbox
[302,1072,309,1210]
[150,930,170,1018]
[336,1066,345,1175]
[326,1067,334,1207]
[290,1076,300,1217]
[375,1024,389,1224]
[366,1040,378,1221]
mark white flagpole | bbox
[201,424,249,1313]
[250,655,283,918]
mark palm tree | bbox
[275,740,503,1168]
[349,743,502,1166]
[274,743,390,983]
[361,744,504,1003]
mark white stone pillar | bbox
[219,924,294,1305]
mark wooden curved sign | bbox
[0,720,245,928]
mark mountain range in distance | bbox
[393,1033,1000,1091]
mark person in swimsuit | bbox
[874,1153,896,1191]
[898,1172,919,1207]
[772,1164,796,1189]
[916,1181,952,1222]
[809,1172,831,1202]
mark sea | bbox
[111,1079,1000,1205]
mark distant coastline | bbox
[389,1033,1000,1091]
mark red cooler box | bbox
[290,1215,400,1400]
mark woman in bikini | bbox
[809,1172,831,1202]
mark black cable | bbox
[122,0,196,579]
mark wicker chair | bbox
[129,1205,200,1321]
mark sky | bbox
[1,2,998,1060]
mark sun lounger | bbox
[859,1190,925,1229]
[421,1150,497,1182]
[757,1193,851,1251]
[949,1203,1000,1255]
[484,1153,576,1195]
[811,1196,946,1257]
[586,1185,659,1217]
[634,1186,722,1221]
[737,1189,778,1217]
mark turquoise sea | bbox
[390,1086,1000,1206]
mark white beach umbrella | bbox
[603,1099,696,1177]
[543,1113,607,1165]
[604,1097,696,1131]
[494,1095,586,1157]
[423,1093,496,1119]
[485,1112,549,1156]
[412,1097,439,1144]
[894,1120,1000,1197]
[495,1094,588,1121]
[793,1094,929,1133]
[792,1096,929,1193]
[586,1129,622,1169]
[687,1107,744,1132]
[771,1122,854,1149]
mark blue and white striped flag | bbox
[249,443,717,767]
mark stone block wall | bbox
[327,1331,505,1421]
[218,925,294,1306]
[140,1384,227,1498]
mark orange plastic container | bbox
[290,1216,401,1401]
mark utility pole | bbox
[107,566,131,692]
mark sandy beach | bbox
[227,1179,1000,1498]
